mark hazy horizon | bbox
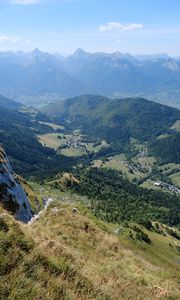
[0,47,180,58]
[0,0,179,55]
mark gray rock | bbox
[0,148,33,222]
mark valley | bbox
[38,95,180,193]
[1,1,180,299]
[0,93,179,300]
[38,131,109,157]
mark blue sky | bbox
[0,0,180,55]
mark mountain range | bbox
[0,49,180,108]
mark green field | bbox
[38,131,109,157]
[37,133,64,149]
[39,121,64,130]
[157,134,170,139]
[130,138,145,151]
[86,140,109,153]
[158,163,180,187]
[169,172,180,187]
[61,148,86,157]
[92,154,145,182]
[140,180,163,191]
[158,163,180,172]
[38,132,82,150]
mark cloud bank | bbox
[0,35,18,43]
[10,0,41,4]
[99,22,144,32]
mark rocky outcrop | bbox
[0,147,33,222]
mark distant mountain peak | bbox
[32,48,42,55]
[162,60,179,72]
[73,48,89,57]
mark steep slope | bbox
[0,199,179,300]
[0,103,76,177]
[0,147,32,222]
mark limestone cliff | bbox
[0,147,33,222]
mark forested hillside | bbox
[0,102,75,177]
[72,168,180,227]
[42,95,180,162]
[149,132,180,164]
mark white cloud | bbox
[25,39,31,44]
[10,0,41,4]
[0,35,19,43]
[99,22,144,32]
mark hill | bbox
[41,96,180,191]
[149,132,180,164]
[0,94,22,110]
[42,95,180,163]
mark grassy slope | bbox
[17,175,44,213]
[0,197,180,300]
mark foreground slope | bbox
[0,198,180,300]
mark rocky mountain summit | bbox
[0,147,32,222]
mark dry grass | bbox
[0,200,180,300]
[171,120,180,131]
[37,133,64,150]
[27,202,180,300]
[17,175,44,213]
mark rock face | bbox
[0,147,33,222]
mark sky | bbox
[0,0,180,55]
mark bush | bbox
[0,217,9,232]
[139,219,152,230]
[132,226,151,244]
[136,231,151,244]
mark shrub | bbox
[0,217,9,232]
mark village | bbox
[153,181,180,194]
